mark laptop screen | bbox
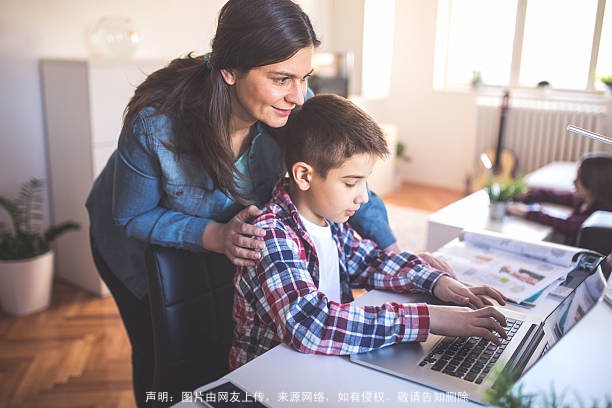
[539,268,607,356]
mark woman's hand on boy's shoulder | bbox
[432,276,507,309]
[202,205,267,267]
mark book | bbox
[433,229,583,303]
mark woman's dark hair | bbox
[124,0,320,202]
[578,153,612,205]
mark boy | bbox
[230,94,507,370]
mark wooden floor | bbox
[0,182,462,408]
[0,282,134,408]
[383,181,464,212]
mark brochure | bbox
[433,229,582,303]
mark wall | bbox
[330,0,364,96]
[326,0,477,190]
[334,0,477,191]
[0,0,331,227]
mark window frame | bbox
[435,0,608,94]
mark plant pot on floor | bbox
[0,251,54,315]
[1,179,79,316]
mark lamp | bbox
[567,125,612,146]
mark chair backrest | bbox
[145,245,235,406]
[577,210,612,256]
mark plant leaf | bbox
[0,179,78,260]
[44,221,80,243]
[0,196,24,234]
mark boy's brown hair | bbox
[283,94,389,178]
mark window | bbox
[362,0,395,99]
[598,1,612,88]
[435,0,611,92]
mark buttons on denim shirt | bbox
[164,183,205,215]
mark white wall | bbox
[330,0,364,96]
[0,0,331,227]
[326,0,476,191]
[355,0,477,191]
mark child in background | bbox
[230,94,508,370]
[507,153,612,245]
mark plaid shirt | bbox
[229,179,445,370]
[521,188,612,244]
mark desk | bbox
[425,161,577,253]
[425,190,556,252]
[174,288,611,407]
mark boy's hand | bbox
[507,202,534,217]
[432,276,507,308]
[383,243,401,253]
[383,245,458,280]
[416,252,457,279]
[428,304,507,346]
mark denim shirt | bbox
[86,107,396,299]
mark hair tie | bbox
[203,52,213,69]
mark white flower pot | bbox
[489,201,507,221]
[0,251,54,315]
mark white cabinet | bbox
[41,59,165,295]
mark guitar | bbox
[470,90,517,192]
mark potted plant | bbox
[485,179,526,221]
[600,75,612,94]
[0,179,79,315]
[471,70,483,88]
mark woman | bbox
[86,0,398,405]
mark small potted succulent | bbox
[471,70,483,88]
[600,75,612,94]
[485,179,527,221]
[0,179,79,315]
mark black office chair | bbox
[145,245,235,407]
[577,210,612,256]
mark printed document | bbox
[433,230,582,303]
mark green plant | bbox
[486,369,534,408]
[486,179,527,202]
[471,70,483,87]
[600,75,612,86]
[486,369,612,408]
[0,179,79,260]
[396,141,411,162]
[537,80,551,88]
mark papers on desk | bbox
[433,229,582,303]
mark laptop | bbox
[350,253,607,405]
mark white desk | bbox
[425,161,577,253]
[174,288,612,407]
[426,190,556,252]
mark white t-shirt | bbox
[299,214,341,303]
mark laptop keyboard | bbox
[418,318,523,384]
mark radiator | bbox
[475,96,610,177]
